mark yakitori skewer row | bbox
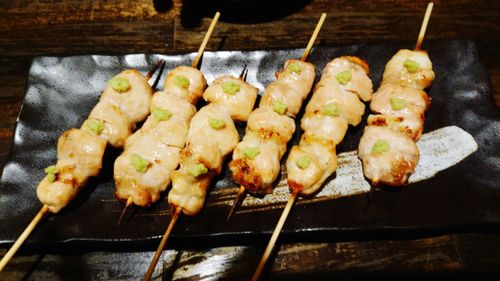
[0,60,165,272]
[142,69,258,280]
[227,13,327,220]
[358,3,435,186]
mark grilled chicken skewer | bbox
[114,12,220,223]
[226,12,327,219]
[287,56,373,195]
[251,56,373,281]
[358,3,435,186]
[0,61,165,272]
[114,65,207,208]
[143,70,258,280]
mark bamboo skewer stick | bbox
[227,185,246,221]
[0,205,48,272]
[226,13,327,221]
[415,2,434,51]
[251,192,298,281]
[192,11,221,69]
[142,207,181,281]
[116,197,133,226]
[301,13,326,62]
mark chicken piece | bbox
[126,120,189,150]
[169,104,240,215]
[320,56,373,102]
[114,140,181,207]
[246,108,296,144]
[163,66,207,104]
[287,136,337,195]
[275,60,316,94]
[203,75,258,122]
[306,84,365,126]
[141,92,197,131]
[358,126,419,186]
[100,69,153,123]
[370,83,430,117]
[367,114,424,141]
[259,82,305,117]
[186,104,239,156]
[259,60,316,117]
[81,101,133,148]
[169,167,211,216]
[230,133,283,194]
[300,112,349,145]
[382,49,435,90]
[37,129,106,213]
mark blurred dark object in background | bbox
[153,0,173,12]
[179,0,312,26]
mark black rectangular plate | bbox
[1,39,499,249]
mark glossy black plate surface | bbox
[1,40,499,248]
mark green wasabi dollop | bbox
[130,153,150,173]
[296,156,311,169]
[336,70,352,85]
[208,118,226,130]
[403,59,419,73]
[151,106,172,122]
[272,100,287,115]
[188,163,208,177]
[371,140,390,154]
[109,76,131,93]
[221,81,241,95]
[174,75,190,89]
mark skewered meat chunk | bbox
[163,66,207,104]
[37,129,106,213]
[259,60,315,117]
[300,112,348,145]
[358,126,419,186]
[382,49,435,90]
[246,108,296,144]
[286,56,373,195]
[230,108,296,194]
[287,136,337,195]
[320,56,373,102]
[169,103,239,215]
[114,94,198,207]
[186,104,240,156]
[99,69,153,123]
[306,84,366,126]
[82,101,133,148]
[203,75,258,122]
[114,141,182,207]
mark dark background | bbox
[1,0,500,280]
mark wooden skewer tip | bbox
[301,12,327,62]
[191,11,221,69]
[146,59,165,80]
[116,197,133,227]
[227,186,247,221]
[142,206,182,281]
[0,205,49,272]
[415,2,434,51]
[251,192,298,281]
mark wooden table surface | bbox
[1,0,499,280]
